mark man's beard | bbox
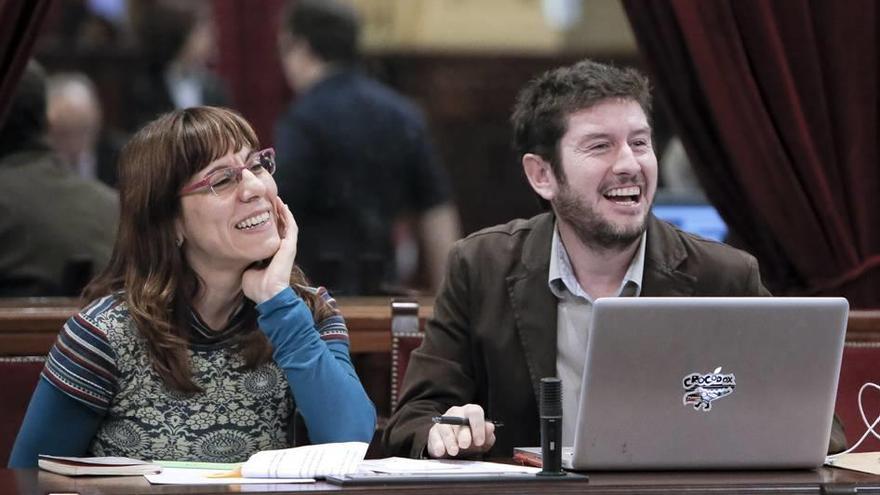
[552,183,649,251]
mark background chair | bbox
[390,299,423,414]
[835,343,880,452]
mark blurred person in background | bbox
[275,0,460,295]
[659,136,705,202]
[37,0,130,52]
[46,72,126,187]
[126,0,229,131]
[0,61,118,297]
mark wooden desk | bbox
[0,297,433,418]
[2,299,879,356]
[841,310,880,343]
[0,297,434,356]
[3,467,880,494]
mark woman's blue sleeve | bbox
[256,287,376,443]
[8,378,103,467]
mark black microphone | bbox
[538,377,566,476]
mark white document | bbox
[242,442,368,478]
[359,457,541,475]
[826,452,880,475]
[145,467,313,485]
[145,441,368,484]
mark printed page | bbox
[241,442,369,478]
[145,467,313,485]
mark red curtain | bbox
[213,0,289,146]
[624,0,880,307]
[0,0,51,124]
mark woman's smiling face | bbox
[177,147,281,274]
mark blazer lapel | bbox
[507,214,558,403]
[505,214,696,402]
[642,215,697,296]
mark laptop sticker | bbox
[682,367,736,411]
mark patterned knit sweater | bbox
[39,287,374,462]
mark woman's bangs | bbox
[177,108,259,176]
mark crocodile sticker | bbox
[682,367,736,411]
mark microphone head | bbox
[540,377,562,417]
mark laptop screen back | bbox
[569,297,848,470]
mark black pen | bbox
[432,415,504,428]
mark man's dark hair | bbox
[284,0,360,65]
[0,60,48,157]
[511,59,652,181]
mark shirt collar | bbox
[548,223,646,302]
[188,300,249,345]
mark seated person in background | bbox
[275,0,460,295]
[383,59,846,459]
[46,72,125,187]
[659,136,703,200]
[126,0,229,131]
[0,61,117,297]
[9,106,376,467]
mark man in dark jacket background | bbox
[275,0,459,295]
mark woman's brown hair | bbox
[84,106,333,392]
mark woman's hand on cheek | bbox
[242,197,299,304]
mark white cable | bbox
[825,382,880,463]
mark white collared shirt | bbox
[548,224,646,445]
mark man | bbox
[383,59,846,458]
[46,72,124,187]
[127,1,229,132]
[275,0,460,295]
[0,61,118,296]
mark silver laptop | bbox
[564,297,848,470]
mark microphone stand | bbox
[537,377,567,476]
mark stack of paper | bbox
[145,441,369,485]
[144,444,542,486]
[242,441,368,478]
[360,457,541,475]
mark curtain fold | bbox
[0,0,52,125]
[624,0,880,307]
[212,0,288,146]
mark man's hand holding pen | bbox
[426,404,497,459]
[432,416,504,428]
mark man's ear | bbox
[522,153,557,201]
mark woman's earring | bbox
[176,237,183,248]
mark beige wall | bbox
[348,0,638,55]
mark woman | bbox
[9,106,376,467]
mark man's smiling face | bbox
[550,98,657,250]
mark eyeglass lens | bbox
[208,149,275,194]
